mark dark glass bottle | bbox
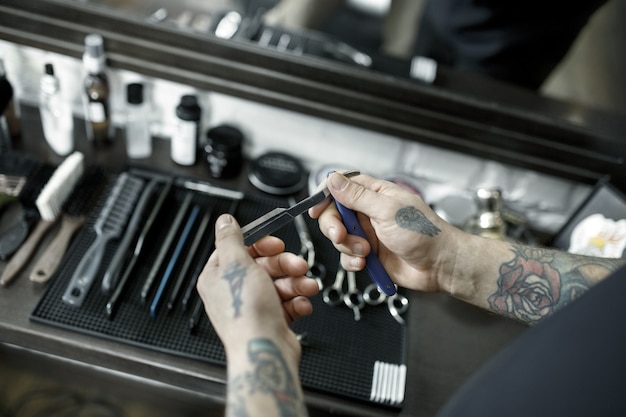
[0,58,21,141]
[203,124,243,179]
[83,34,112,146]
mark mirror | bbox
[2,0,624,189]
[74,0,625,115]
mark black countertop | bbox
[0,105,527,417]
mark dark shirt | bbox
[437,264,626,417]
[415,0,609,89]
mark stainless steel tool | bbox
[288,196,326,289]
[241,170,360,246]
[344,270,364,321]
[242,169,397,297]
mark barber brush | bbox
[30,165,106,283]
[0,162,54,262]
[1,152,84,286]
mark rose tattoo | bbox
[488,247,561,324]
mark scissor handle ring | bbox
[323,287,344,306]
[363,283,386,305]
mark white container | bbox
[171,94,201,166]
[125,83,152,158]
[39,63,74,156]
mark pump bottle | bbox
[83,33,112,145]
[39,63,74,156]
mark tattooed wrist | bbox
[488,244,624,325]
[228,338,307,417]
[222,261,248,318]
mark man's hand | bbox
[197,213,319,358]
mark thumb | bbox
[327,172,382,218]
[214,214,247,256]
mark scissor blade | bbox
[241,188,329,246]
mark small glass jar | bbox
[203,124,243,179]
[464,188,507,240]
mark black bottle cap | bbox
[176,95,201,121]
[206,124,243,153]
[127,83,144,104]
[248,151,306,195]
[44,63,54,76]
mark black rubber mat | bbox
[31,168,408,408]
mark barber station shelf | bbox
[30,168,408,409]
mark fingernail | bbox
[216,214,233,230]
[329,173,348,190]
[353,242,364,257]
[328,226,338,242]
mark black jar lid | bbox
[176,95,201,120]
[126,83,144,104]
[248,151,307,195]
[205,124,243,153]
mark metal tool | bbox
[387,293,409,325]
[141,193,193,303]
[323,264,346,307]
[364,283,409,325]
[344,270,364,321]
[363,283,387,306]
[150,204,200,317]
[288,196,326,290]
[241,170,361,246]
[101,179,157,294]
[167,208,212,312]
[105,178,173,319]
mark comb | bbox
[100,178,157,294]
[62,172,144,307]
[1,152,85,285]
[29,165,106,283]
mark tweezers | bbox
[241,170,360,246]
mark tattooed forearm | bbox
[228,338,307,417]
[222,261,248,317]
[488,244,625,325]
[396,206,441,237]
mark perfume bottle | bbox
[39,63,74,156]
[83,33,111,145]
